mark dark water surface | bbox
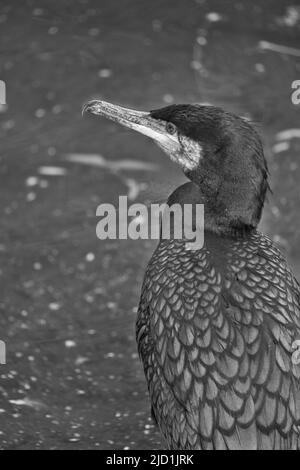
[0,0,300,449]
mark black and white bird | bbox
[83,100,300,450]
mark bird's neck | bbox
[166,182,261,239]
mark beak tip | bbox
[82,100,101,116]
[82,102,90,116]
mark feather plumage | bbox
[137,231,300,450]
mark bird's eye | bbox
[166,122,177,135]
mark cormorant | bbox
[83,100,300,450]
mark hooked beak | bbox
[82,99,180,153]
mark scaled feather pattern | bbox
[137,231,300,450]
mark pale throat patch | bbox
[178,135,203,171]
[155,131,203,172]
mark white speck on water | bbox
[85,252,95,262]
[75,356,89,366]
[278,6,300,27]
[38,166,67,176]
[259,41,300,58]
[190,60,202,71]
[27,192,36,202]
[26,176,39,187]
[34,262,42,271]
[163,94,174,104]
[255,63,265,73]
[196,36,207,46]
[33,8,44,16]
[87,329,96,335]
[65,153,158,172]
[48,26,58,35]
[272,141,290,153]
[35,108,46,118]
[65,153,106,167]
[105,352,115,358]
[52,104,63,114]
[98,68,112,78]
[68,437,80,443]
[47,146,57,156]
[84,294,94,303]
[276,129,300,141]
[271,206,280,218]
[65,340,76,348]
[49,302,61,311]
[9,398,45,410]
[71,424,81,430]
[206,12,223,22]
[145,424,154,429]
[107,302,117,309]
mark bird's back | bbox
[136,230,300,450]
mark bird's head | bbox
[83,100,269,236]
